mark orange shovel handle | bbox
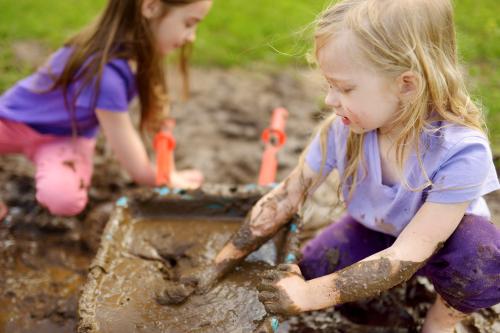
[258,108,289,186]
[154,119,177,186]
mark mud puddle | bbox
[78,210,286,333]
[0,225,90,333]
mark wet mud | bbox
[1,66,499,333]
[0,221,90,333]
[78,194,285,333]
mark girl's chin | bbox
[159,44,177,56]
[349,125,368,134]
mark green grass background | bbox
[0,0,498,149]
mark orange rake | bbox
[258,108,289,186]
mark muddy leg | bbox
[422,295,468,333]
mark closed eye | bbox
[341,87,354,94]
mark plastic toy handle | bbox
[270,107,288,133]
[258,108,289,186]
[261,108,289,148]
[154,119,177,186]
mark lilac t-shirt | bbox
[306,117,500,236]
[0,47,137,138]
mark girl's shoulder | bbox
[423,121,494,179]
[425,121,489,152]
[39,46,133,82]
[423,122,499,204]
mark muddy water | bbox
[81,218,282,333]
[0,228,90,333]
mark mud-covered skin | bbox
[257,264,305,316]
[231,169,312,253]
[334,258,424,304]
[156,280,194,305]
[230,220,272,255]
[157,169,313,306]
[156,262,226,305]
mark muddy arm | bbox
[296,201,470,311]
[209,164,317,281]
[157,165,318,305]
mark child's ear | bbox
[397,71,418,99]
[142,0,162,19]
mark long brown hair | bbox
[50,0,203,136]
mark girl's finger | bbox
[257,281,278,292]
[264,303,282,315]
[258,291,278,303]
[277,263,300,273]
[261,270,282,281]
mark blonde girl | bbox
[177,1,500,332]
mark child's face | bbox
[317,31,401,135]
[146,0,213,55]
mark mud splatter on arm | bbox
[212,165,316,279]
[303,240,446,310]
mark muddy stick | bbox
[254,214,303,333]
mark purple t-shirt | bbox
[0,47,137,138]
[306,117,500,236]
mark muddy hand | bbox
[156,264,221,305]
[257,264,307,316]
[156,280,195,305]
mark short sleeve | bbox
[426,136,500,203]
[305,123,337,176]
[76,60,133,112]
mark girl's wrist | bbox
[303,278,339,311]
[299,281,320,312]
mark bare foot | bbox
[422,295,468,333]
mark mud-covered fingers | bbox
[258,290,279,303]
[179,273,199,287]
[261,269,286,282]
[257,278,279,293]
[156,283,194,305]
[263,303,284,315]
[277,263,301,275]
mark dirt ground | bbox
[0,65,499,332]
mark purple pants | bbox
[299,214,500,313]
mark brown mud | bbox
[78,193,288,333]
[1,66,499,333]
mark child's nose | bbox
[324,90,341,109]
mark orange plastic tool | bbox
[258,108,289,186]
[154,119,177,186]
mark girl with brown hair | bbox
[0,0,212,216]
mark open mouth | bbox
[341,116,351,126]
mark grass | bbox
[0,0,498,149]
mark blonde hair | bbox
[303,0,486,201]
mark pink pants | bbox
[0,119,96,216]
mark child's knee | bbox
[35,177,88,216]
[425,220,500,313]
